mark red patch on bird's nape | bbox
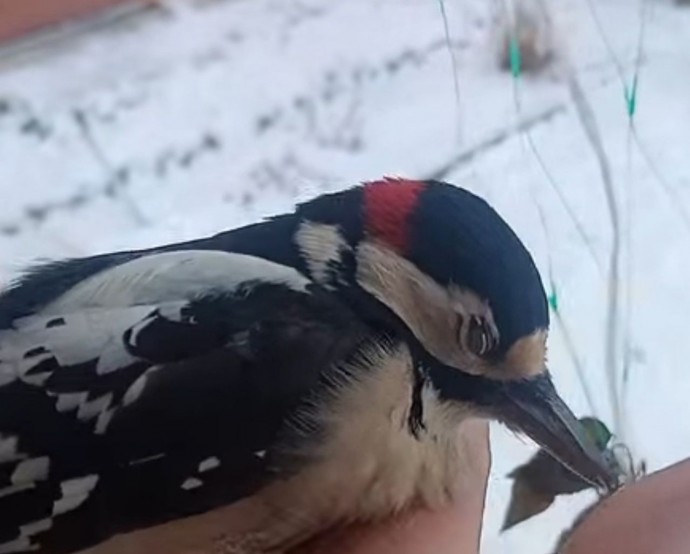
[362,177,426,253]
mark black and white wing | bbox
[0,250,365,554]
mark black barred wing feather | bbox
[0,251,364,554]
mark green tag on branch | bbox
[625,75,638,117]
[548,290,558,312]
[509,36,522,79]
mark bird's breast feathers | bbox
[78,344,475,554]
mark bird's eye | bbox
[466,316,494,357]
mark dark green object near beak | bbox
[492,375,620,493]
[502,416,621,532]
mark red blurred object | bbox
[0,0,153,45]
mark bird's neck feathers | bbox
[270,342,475,529]
[212,344,478,552]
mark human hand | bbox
[561,457,690,554]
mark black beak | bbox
[491,373,620,492]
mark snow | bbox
[1,0,690,551]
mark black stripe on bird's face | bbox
[428,364,619,493]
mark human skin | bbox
[562,457,690,554]
[307,425,690,554]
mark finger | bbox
[562,458,690,554]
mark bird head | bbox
[294,177,618,492]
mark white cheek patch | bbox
[355,241,462,364]
[295,221,350,288]
[354,241,519,377]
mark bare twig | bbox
[524,131,604,274]
[73,109,149,227]
[437,0,463,143]
[534,198,600,415]
[426,103,565,180]
[567,75,623,437]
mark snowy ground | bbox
[1,0,690,551]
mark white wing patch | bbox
[0,535,37,553]
[95,339,141,376]
[53,392,88,413]
[41,250,310,314]
[0,362,14,387]
[0,250,318,551]
[94,409,115,435]
[0,483,35,500]
[198,456,221,473]
[52,475,99,516]
[122,373,149,407]
[0,473,98,552]
[11,457,50,485]
[0,303,183,431]
[0,306,154,388]
[181,477,203,491]
[0,435,25,464]
[122,365,162,408]
[76,393,113,422]
[0,519,54,553]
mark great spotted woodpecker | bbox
[0,178,618,553]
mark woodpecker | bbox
[0,178,618,554]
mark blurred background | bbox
[1,0,689,551]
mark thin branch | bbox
[426,103,566,180]
[567,75,623,436]
[534,197,600,415]
[524,131,604,274]
[437,0,463,143]
[73,109,149,227]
